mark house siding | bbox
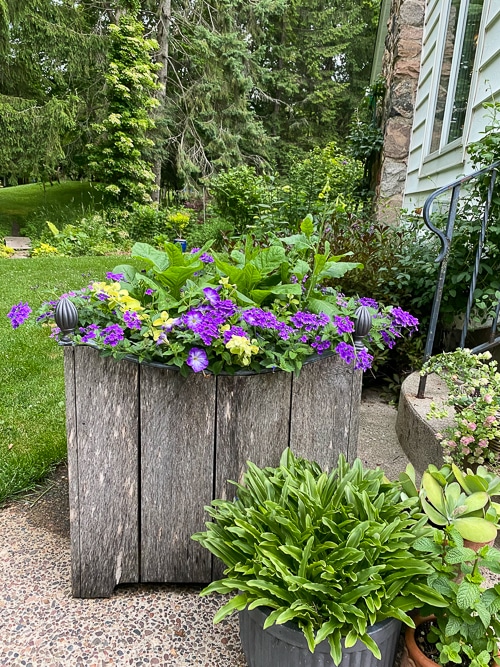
[403,0,500,209]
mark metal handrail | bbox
[417,160,500,398]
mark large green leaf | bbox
[456,580,480,609]
[236,264,263,295]
[131,242,170,272]
[252,246,287,275]
[318,261,363,279]
[422,472,446,514]
[156,266,198,299]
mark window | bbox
[429,0,484,154]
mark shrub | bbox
[0,244,14,258]
[38,216,130,256]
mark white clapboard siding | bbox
[403,0,500,209]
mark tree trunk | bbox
[151,0,171,203]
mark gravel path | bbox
[0,391,408,667]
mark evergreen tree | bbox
[87,12,161,204]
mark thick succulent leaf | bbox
[454,516,497,542]
[461,491,489,514]
[422,472,446,514]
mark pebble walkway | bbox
[0,392,406,666]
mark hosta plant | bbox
[192,450,446,665]
[8,231,419,376]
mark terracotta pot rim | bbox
[405,615,438,667]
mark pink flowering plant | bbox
[422,349,500,467]
[8,231,419,376]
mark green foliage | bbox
[0,255,145,504]
[37,215,130,257]
[0,96,76,184]
[193,450,440,665]
[88,13,160,206]
[400,461,500,542]
[421,349,500,467]
[414,526,500,667]
[248,0,381,163]
[0,0,107,182]
[0,181,104,238]
[207,167,272,234]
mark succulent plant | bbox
[399,463,500,543]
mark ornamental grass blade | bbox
[328,630,343,666]
[213,593,248,624]
[359,632,382,660]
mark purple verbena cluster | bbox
[101,324,125,346]
[80,324,100,343]
[7,302,31,329]
[123,310,142,330]
[106,272,125,282]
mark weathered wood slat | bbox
[215,372,292,501]
[140,366,215,583]
[213,371,292,579]
[290,355,362,470]
[71,346,140,597]
[64,347,80,596]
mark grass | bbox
[0,255,141,504]
[0,181,104,237]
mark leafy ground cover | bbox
[0,255,142,503]
[0,181,103,237]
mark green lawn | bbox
[0,181,103,237]
[0,255,139,503]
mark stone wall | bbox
[375,0,426,223]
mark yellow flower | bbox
[152,311,172,327]
[225,335,259,366]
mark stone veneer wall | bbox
[375,0,426,223]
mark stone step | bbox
[4,236,32,251]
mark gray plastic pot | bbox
[239,607,401,667]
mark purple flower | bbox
[36,310,54,322]
[49,326,61,339]
[223,326,248,343]
[290,311,330,331]
[145,288,155,296]
[80,324,100,343]
[335,342,356,365]
[199,253,214,264]
[381,330,396,349]
[311,336,331,354]
[7,302,32,329]
[101,324,124,346]
[123,311,142,330]
[354,349,373,371]
[242,308,280,329]
[203,287,221,306]
[106,272,125,282]
[190,247,201,254]
[390,307,419,331]
[184,310,203,328]
[186,347,209,373]
[96,292,110,301]
[358,297,379,309]
[334,316,355,335]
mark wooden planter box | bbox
[64,346,362,598]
